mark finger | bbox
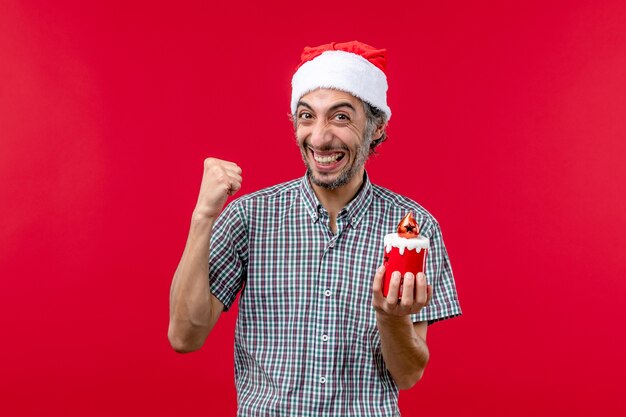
[228,163,242,175]
[225,176,242,191]
[400,272,415,308]
[415,272,427,307]
[371,265,385,306]
[227,172,243,185]
[225,164,242,176]
[385,271,402,306]
[227,182,242,196]
[213,176,239,196]
[225,173,243,195]
[206,161,240,182]
[208,166,233,187]
[226,184,241,197]
[214,181,236,196]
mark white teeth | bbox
[314,153,342,163]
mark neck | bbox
[310,169,365,231]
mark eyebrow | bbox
[296,100,357,113]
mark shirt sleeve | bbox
[209,200,249,311]
[411,220,462,325]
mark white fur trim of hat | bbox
[291,50,391,120]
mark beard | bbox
[300,131,373,190]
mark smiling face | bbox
[295,89,376,191]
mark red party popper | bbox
[382,212,430,298]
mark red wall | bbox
[1,1,625,416]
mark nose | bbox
[308,120,332,149]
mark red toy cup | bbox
[382,234,429,298]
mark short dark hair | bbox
[363,102,388,155]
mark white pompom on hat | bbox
[291,41,391,120]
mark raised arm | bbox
[372,266,433,389]
[168,158,242,353]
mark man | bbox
[169,41,461,416]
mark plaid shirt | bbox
[209,172,461,416]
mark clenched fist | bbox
[193,158,242,220]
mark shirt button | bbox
[320,377,326,384]
[322,335,329,342]
[324,289,331,297]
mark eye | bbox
[334,113,350,121]
[298,111,313,120]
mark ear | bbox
[288,112,298,130]
[373,122,387,140]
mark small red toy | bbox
[383,212,430,298]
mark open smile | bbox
[308,148,347,171]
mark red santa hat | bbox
[291,41,392,120]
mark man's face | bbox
[295,89,373,190]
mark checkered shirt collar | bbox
[298,171,373,229]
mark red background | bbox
[1,0,625,416]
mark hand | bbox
[372,265,432,317]
[193,157,242,220]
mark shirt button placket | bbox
[321,289,331,386]
[319,232,336,392]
